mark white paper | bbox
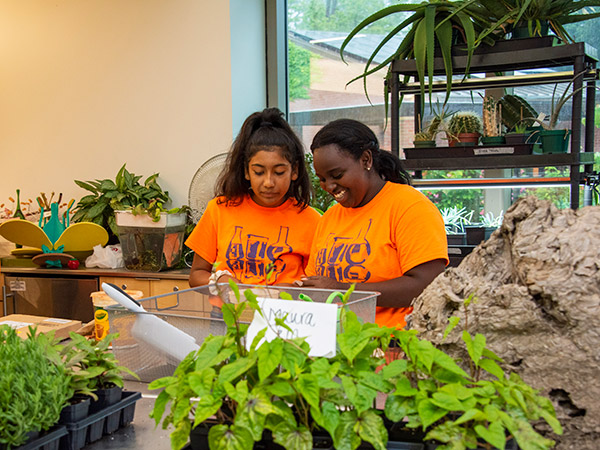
[43,318,71,324]
[1,320,33,329]
[246,298,338,357]
[473,147,515,155]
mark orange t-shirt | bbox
[306,182,448,329]
[186,195,320,285]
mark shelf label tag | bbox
[9,280,26,292]
[246,298,337,357]
[474,147,515,155]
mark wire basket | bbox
[106,284,379,382]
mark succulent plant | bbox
[482,96,502,137]
[448,112,483,136]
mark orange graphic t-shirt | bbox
[186,195,320,285]
[306,182,448,329]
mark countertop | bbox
[85,380,176,450]
[0,260,190,280]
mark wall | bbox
[0,0,258,216]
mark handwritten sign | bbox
[473,147,515,155]
[245,298,338,357]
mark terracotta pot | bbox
[449,133,480,146]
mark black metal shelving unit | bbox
[389,37,598,209]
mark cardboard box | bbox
[0,314,82,340]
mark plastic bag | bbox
[85,244,125,269]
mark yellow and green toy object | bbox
[0,201,108,268]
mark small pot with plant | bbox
[465,210,504,245]
[413,102,452,148]
[441,206,473,245]
[480,95,505,145]
[59,331,139,415]
[149,282,562,450]
[448,112,483,146]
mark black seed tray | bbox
[10,426,68,450]
[59,391,142,450]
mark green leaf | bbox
[193,400,222,428]
[385,395,416,422]
[297,373,320,410]
[171,419,192,450]
[149,389,170,426]
[394,376,418,397]
[443,316,460,341]
[462,330,486,367]
[257,338,282,381]
[454,408,484,425]
[418,398,448,429]
[431,392,466,411]
[479,358,505,379]
[217,355,256,384]
[356,410,387,450]
[267,380,295,397]
[475,421,506,450]
[272,423,313,450]
[311,400,339,439]
[381,359,408,379]
[207,424,254,450]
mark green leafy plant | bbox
[470,0,600,44]
[441,206,474,234]
[305,152,334,214]
[478,210,504,227]
[72,164,173,242]
[0,326,71,449]
[149,282,561,450]
[59,332,139,396]
[340,1,481,111]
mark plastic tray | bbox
[12,426,67,450]
[106,284,379,382]
[59,391,141,450]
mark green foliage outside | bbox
[289,42,311,101]
[422,170,485,215]
[305,152,335,213]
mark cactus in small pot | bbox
[448,112,482,146]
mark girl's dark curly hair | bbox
[310,118,411,185]
[216,107,312,208]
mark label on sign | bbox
[246,298,338,357]
[9,281,26,292]
[473,147,515,155]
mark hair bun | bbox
[259,120,273,128]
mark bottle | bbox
[13,189,25,249]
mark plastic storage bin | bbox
[115,211,186,272]
[106,284,379,382]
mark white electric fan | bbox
[188,153,229,223]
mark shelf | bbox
[412,177,571,189]
[402,152,594,171]
[389,37,598,208]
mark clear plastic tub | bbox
[106,284,379,382]
[115,211,186,272]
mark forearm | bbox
[189,268,211,288]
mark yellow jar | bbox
[90,290,143,340]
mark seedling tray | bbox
[59,391,141,450]
[12,426,67,450]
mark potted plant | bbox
[149,284,562,450]
[59,331,139,414]
[340,0,483,110]
[441,206,473,245]
[470,0,600,44]
[72,164,174,244]
[465,210,503,245]
[413,102,452,148]
[448,112,483,146]
[0,326,71,449]
[481,95,505,145]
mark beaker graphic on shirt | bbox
[225,226,245,272]
[314,233,334,276]
[266,226,292,280]
[244,234,268,279]
[344,220,372,265]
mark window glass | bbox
[287,2,600,215]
